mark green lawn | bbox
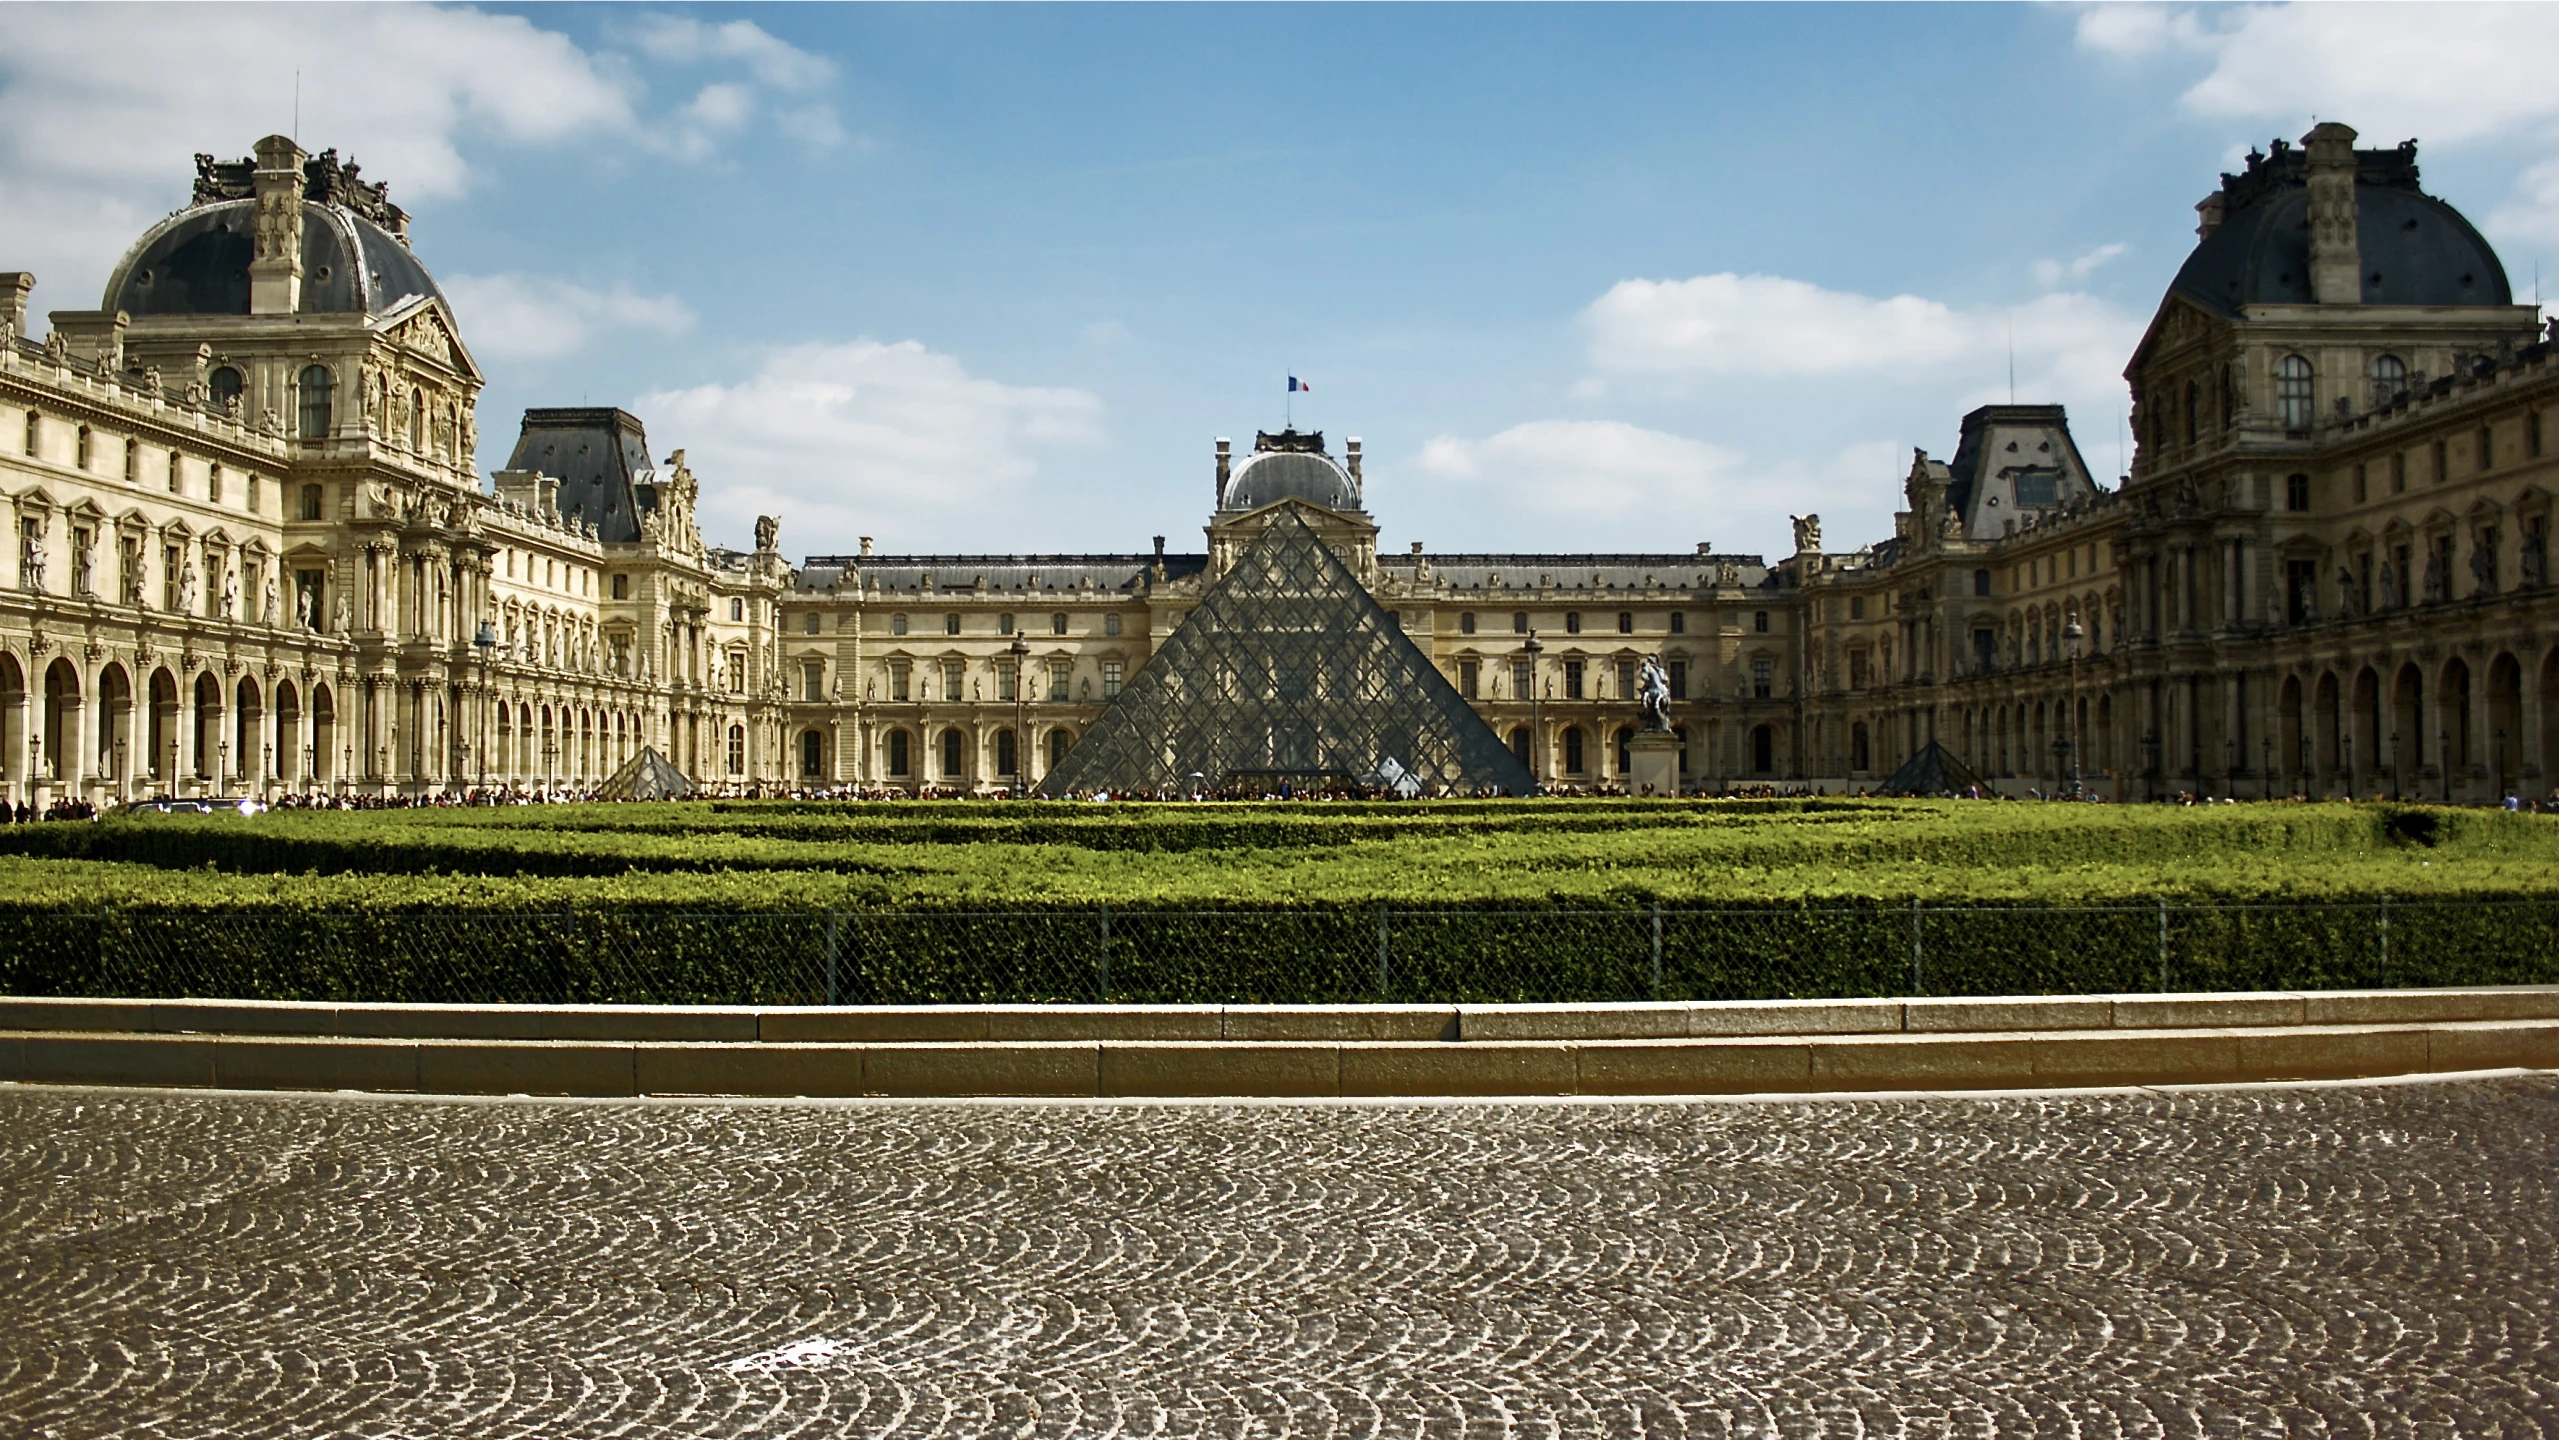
[0,796,2550,910]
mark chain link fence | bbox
[1,899,2554,1008]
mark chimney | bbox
[1695,541,1712,556]
[1410,540,1424,556]
[2194,192,2226,240]
[858,535,875,557]
[249,135,307,316]
[2303,121,2361,305]
[1214,437,1231,503]
[0,273,31,347]
[1346,436,1363,487]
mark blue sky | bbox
[6,4,2557,560]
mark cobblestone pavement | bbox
[1,1077,2555,1439]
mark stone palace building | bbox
[0,125,2553,803]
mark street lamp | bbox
[113,737,127,805]
[2223,737,2236,801]
[473,620,501,792]
[2343,730,2356,801]
[1522,629,1545,791]
[2062,616,2084,799]
[1009,630,1030,797]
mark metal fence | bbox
[3,899,2555,1007]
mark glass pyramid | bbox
[1039,509,1537,797]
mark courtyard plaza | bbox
[0,1073,2553,1437]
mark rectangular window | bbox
[1849,596,1865,620]
[1669,612,1685,634]
[1616,658,1636,700]
[1751,658,1773,699]
[2478,425,2494,473]
[208,464,223,505]
[1616,611,1632,634]
[298,484,323,521]
[2391,452,2407,493]
[1753,610,1770,633]
[614,573,631,601]
[1849,650,1869,689]
[2014,471,2058,507]
[2432,440,2447,483]
[123,439,138,483]
[889,663,911,702]
[163,545,182,611]
[1102,660,1124,698]
[998,612,1015,635]
[998,662,1018,702]
[1051,613,1068,636]
[168,453,182,494]
[1667,661,1687,700]
[1460,612,1477,635]
[802,661,824,702]
[2286,473,2310,512]
[2531,411,2545,460]
[1048,660,1071,701]
[1564,612,1581,635]
[1510,657,1533,699]
[890,613,908,636]
[2353,464,2368,504]
[1460,659,1480,699]
[725,652,746,694]
[1563,659,1585,699]
[1511,612,1528,634]
[1974,568,1992,597]
[944,613,961,636]
[943,661,965,702]
[2286,559,2318,624]
[1105,613,1123,637]
[1973,629,1995,672]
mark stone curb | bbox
[3,987,2553,1045]
[3,1017,2553,1099]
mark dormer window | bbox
[208,367,243,410]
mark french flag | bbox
[1288,375,1310,393]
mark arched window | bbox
[208,367,243,411]
[2275,354,2315,431]
[996,728,1018,777]
[725,723,745,775]
[2183,381,2198,445]
[887,729,912,777]
[1562,725,1585,774]
[409,388,425,447]
[2370,353,2407,409]
[940,728,963,779]
[297,365,333,439]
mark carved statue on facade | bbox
[1715,557,1740,589]
[333,591,349,635]
[73,535,93,597]
[21,531,44,593]
[178,557,200,615]
[2378,559,2400,611]
[2471,536,2498,598]
[755,515,779,552]
[2336,565,2362,619]
[2524,528,2548,589]
[1790,514,1822,555]
[261,571,279,625]
[219,566,238,620]
[1638,655,1672,732]
[2422,546,2448,604]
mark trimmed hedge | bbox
[4,898,2551,1007]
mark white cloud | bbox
[0,4,841,302]
[625,15,837,93]
[1579,273,2142,423]
[1406,422,1905,556]
[442,274,696,362]
[2076,4,2559,146]
[2032,242,2127,290]
[637,341,1105,552]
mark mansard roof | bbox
[504,409,656,544]
[1379,554,1772,591]
[104,148,439,321]
[794,554,1208,594]
[2167,136,2508,316]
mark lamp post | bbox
[2440,728,2452,804]
[113,737,127,805]
[2223,737,2236,801]
[473,620,501,793]
[2261,735,2272,802]
[1009,630,1030,797]
[2343,731,2356,801]
[543,739,558,798]
[1522,630,1544,791]
[2063,617,2084,799]
[2389,730,2401,801]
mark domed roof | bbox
[1221,429,1361,512]
[101,145,444,320]
[2169,137,2509,315]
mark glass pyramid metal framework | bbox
[1039,509,1537,797]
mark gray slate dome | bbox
[102,147,444,319]
[1221,429,1362,512]
[2170,138,2508,315]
